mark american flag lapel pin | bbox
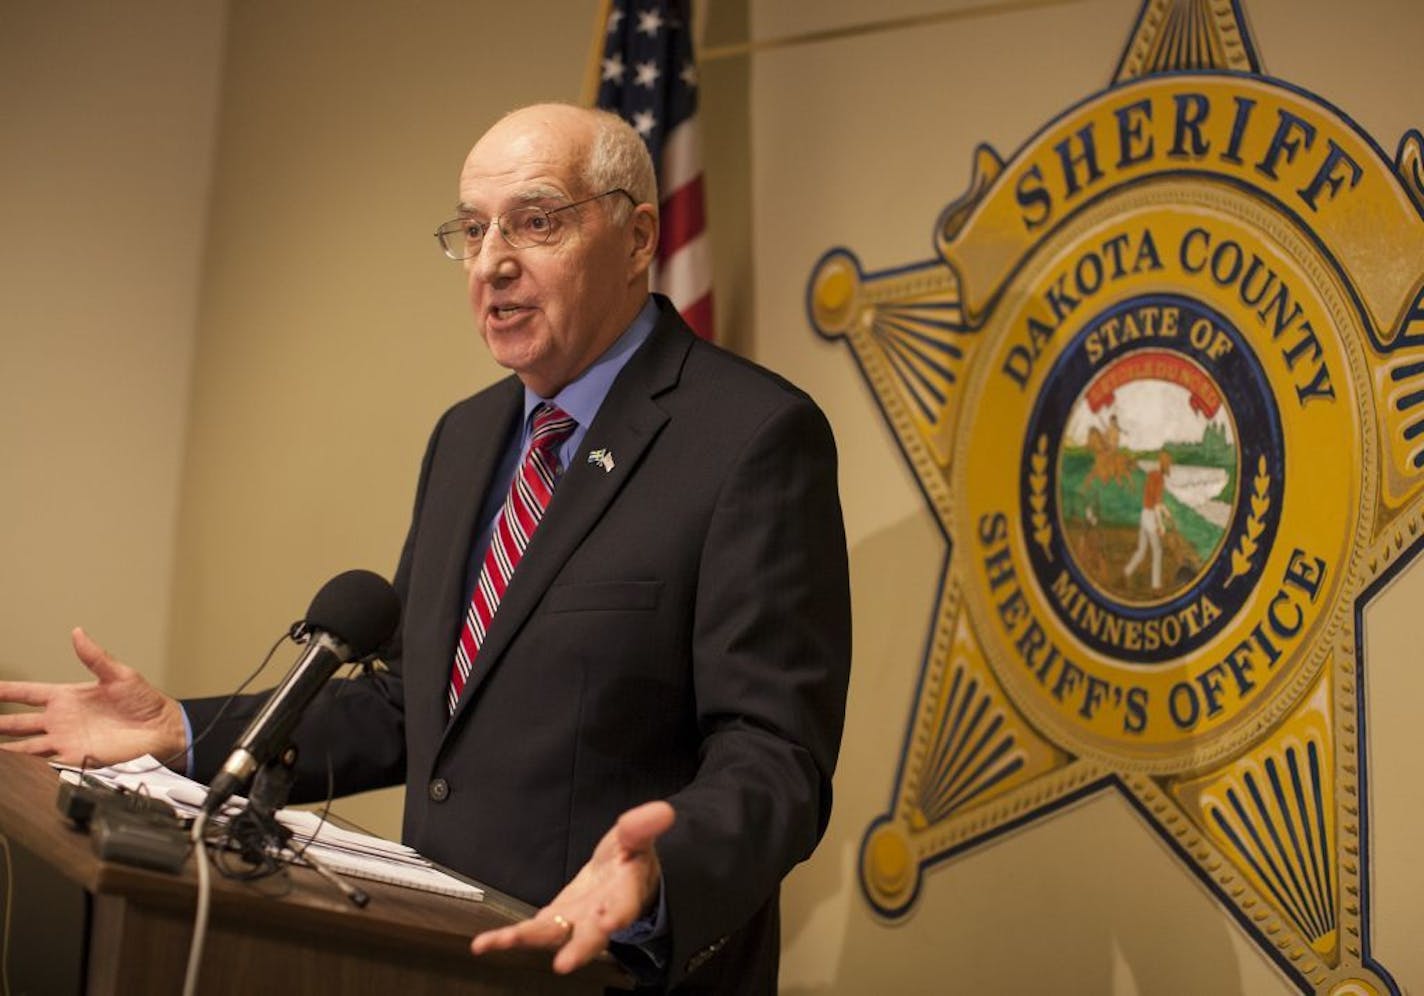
[587,448,615,473]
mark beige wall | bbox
[0,2,225,691]
[5,1,1422,993]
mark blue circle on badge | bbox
[1020,293,1285,664]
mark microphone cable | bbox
[182,809,213,996]
[174,628,305,996]
[164,627,295,773]
[84,628,295,784]
[180,662,357,996]
[71,627,295,794]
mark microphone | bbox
[202,570,401,816]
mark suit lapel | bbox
[443,305,695,730]
[407,377,522,745]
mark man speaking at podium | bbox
[0,103,851,994]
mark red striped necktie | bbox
[448,402,577,714]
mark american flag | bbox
[595,0,715,341]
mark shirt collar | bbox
[521,295,659,430]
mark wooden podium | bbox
[0,752,629,995]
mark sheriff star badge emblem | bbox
[806,2,1424,993]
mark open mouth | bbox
[487,304,534,327]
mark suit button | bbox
[428,778,450,802]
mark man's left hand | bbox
[470,800,675,975]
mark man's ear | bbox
[628,203,659,275]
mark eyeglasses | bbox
[434,188,635,260]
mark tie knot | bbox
[531,403,577,453]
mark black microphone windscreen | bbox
[303,569,401,658]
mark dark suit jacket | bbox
[188,298,852,992]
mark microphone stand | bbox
[232,745,369,908]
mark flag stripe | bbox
[659,231,714,307]
[660,119,702,194]
[659,173,707,258]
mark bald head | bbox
[463,104,657,219]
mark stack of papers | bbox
[55,756,482,902]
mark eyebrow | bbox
[455,184,571,216]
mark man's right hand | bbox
[0,627,188,769]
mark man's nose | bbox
[468,234,518,283]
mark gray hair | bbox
[583,108,658,222]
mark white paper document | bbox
[55,756,482,901]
